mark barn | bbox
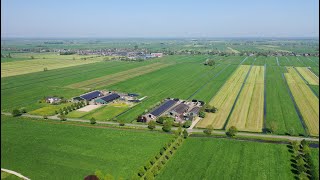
[169,103,189,117]
[79,90,103,101]
[95,93,120,104]
[150,99,177,117]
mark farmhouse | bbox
[169,103,189,117]
[94,93,120,104]
[46,96,61,104]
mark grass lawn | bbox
[311,148,319,179]
[1,116,172,179]
[157,137,294,180]
[82,103,131,121]
[29,103,73,116]
[1,171,21,180]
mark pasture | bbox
[157,137,294,180]
[29,102,73,116]
[196,65,250,129]
[1,116,171,179]
[285,67,319,136]
[226,66,264,132]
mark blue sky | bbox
[1,0,319,38]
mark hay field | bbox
[226,66,264,132]
[66,62,170,89]
[295,67,319,85]
[196,65,250,129]
[285,67,319,136]
[1,59,101,77]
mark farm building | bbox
[45,96,61,104]
[151,53,163,57]
[94,93,120,104]
[80,90,103,101]
[169,103,189,117]
[150,99,177,117]
[188,106,200,117]
[72,96,84,102]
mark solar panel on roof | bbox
[100,93,120,102]
[151,100,176,116]
[80,91,102,100]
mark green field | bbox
[265,66,305,135]
[311,148,319,179]
[1,116,171,179]
[29,102,73,116]
[157,137,294,180]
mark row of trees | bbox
[203,125,238,137]
[132,132,186,180]
[56,101,87,115]
[290,140,318,179]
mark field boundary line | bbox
[282,73,309,136]
[307,67,319,79]
[239,56,249,65]
[187,64,230,100]
[307,57,319,66]
[263,64,267,131]
[293,67,319,98]
[1,168,31,180]
[276,57,280,66]
[296,57,307,67]
[222,65,253,130]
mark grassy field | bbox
[66,102,131,121]
[226,66,264,132]
[285,67,319,136]
[1,53,106,77]
[29,102,73,116]
[1,171,21,180]
[157,137,293,180]
[196,65,250,129]
[67,62,171,89]
[295,67,319,85]
[1,116,171,179]
[311,148,319,179]
[265,66,305,135]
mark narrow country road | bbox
[1,112,319,142]
[1,168,30,180]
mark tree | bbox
[296,157,306,174]
[30,56,35,59]
[58,114,66,121]
[148,121,156,130]
[226,126,238,137]
[90,117,96,124]
[43,115,48,119]
[67,106,72,112]
[138,166,146,177]
[301,139,309,147]
[183,129,188,138]
[144,171,154,180]
[43,67,48,71]
[203,125,213,135]
[118,119,125,126]
[162,121,172,132]
[199,111,206,118]
[12,109,21,117]
[175,126,182,136]
[20,108,27,113]
[182,120,192,128]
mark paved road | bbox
[2,112,319,142]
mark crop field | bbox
[295,67,319,85]
[217,56,247,65]
[226,66,264,132]
[278,56,291,66]
[298,57,318,67]
[67,102,131,121]
[196,65,250,129]
[266,56,278,66]
[286,56,305,66]
[157,138,293,180]
[285,67,319,136]
[265,66,305,135]
[29,102,73,116]
[1,116,171,179]
[1,54,105,77]
[67,62,171,89]
[311,148,319,179]
[241,56,256,65]
[253,56,266,66]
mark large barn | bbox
[94,93,120,104]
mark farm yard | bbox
[1,116,172,179]
[157,137,295,180]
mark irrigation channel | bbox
[281,70,309,136]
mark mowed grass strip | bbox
[285,67,319,136]
[196,65,250,129]
[1,116,171,179]
[226,66,264,132]
[157,138,293,180]
[66,62,171,89]
[1,59,101,77]
[295,67,319,85]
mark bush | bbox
[118,119,125,126]
[182,120,192,128]
[150,157,156,165]
[12,109,22,117]
[144,171,154,180]
[183,129,188,138]
[148,121,156,130]
[226,126,238,137]
[43,115,48,119]
[199,111,206,118]
[162,121,172,132]
[20,108,27,113]
[203,125,213,135]
[138,166,146,177]
[90,117,96,124]
[151,167,158,176]
[155,153,161,160]
[144,162,152,171]
[58,114,66,121]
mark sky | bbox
[1,0,319,38]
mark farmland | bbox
[295,67,319,85]
[284,67,319,136]
[196,65,250,129]
[1,116,172,179]
[226,66,264,132]
[157,137,294,180]
[265,66,305,135]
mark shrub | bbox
[90,117,96,124]
[58,114,66,121]
[160,148,165,155]
[144,171,154,180]
[199,111,206,118]
[203,125,213,135]
[148,121,156,130]
[162,121,172,132]
[151,167,158,176]
[43,115,48,119]
[155,153,161,160]
[150,157,156,165]
[20,108,27,113]
[183,129,188,138]
[12,109,21,117]
[138,166,146,177]
[144,162,152,171]
[226,126,238,137]
[182,120,192,128]
[118,119,125,126]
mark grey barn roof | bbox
[171,103,189,114]
[189,107,200,114]
[80,91,102,101]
